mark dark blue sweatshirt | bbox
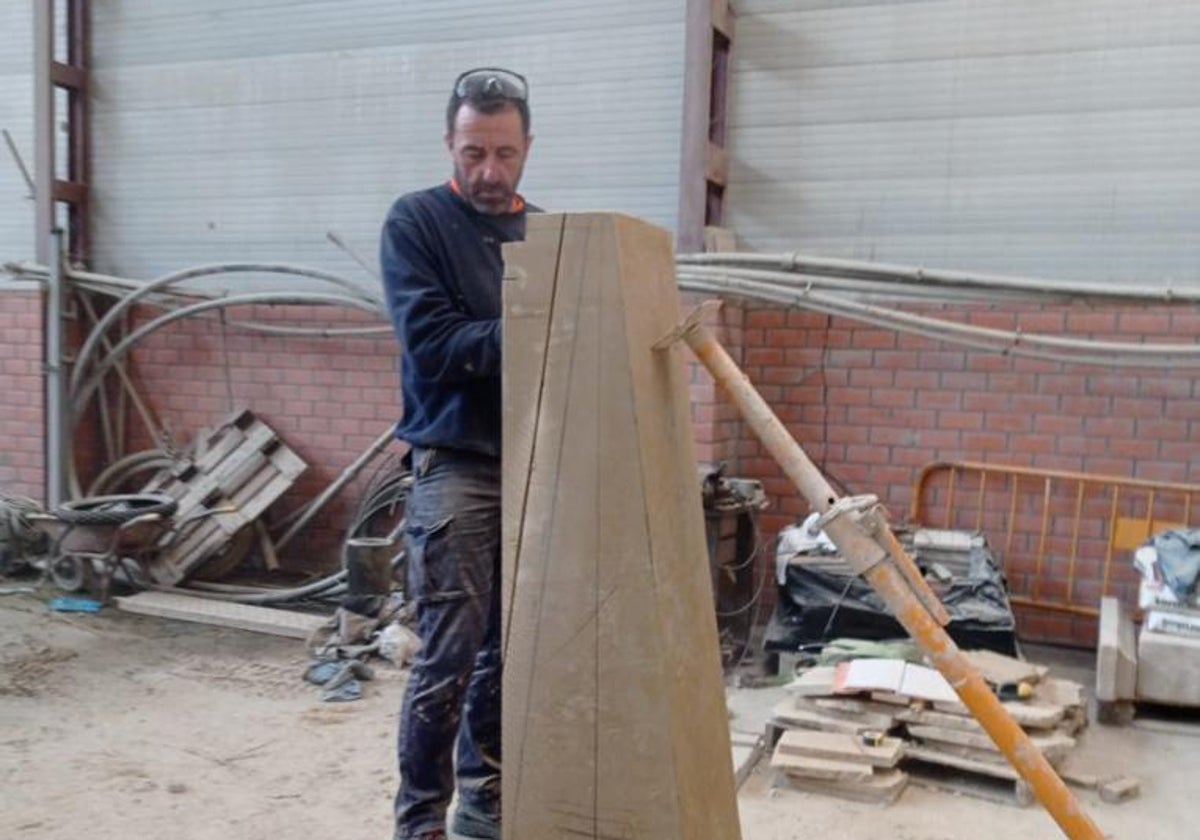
[380,183,528,458]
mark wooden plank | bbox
[214,449,268,497]
[614,209,740,840]
[114,591,325,639]
[775,728,903,768]
[502,213,740,840]
[193,425,248,473]
[500,213,564,654]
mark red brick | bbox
[1036,373,1088,396]
[961,431,1009,453]
[826,349,873,367]
[1088,375,1148,398]
[1087,458,1135,477]
[962,391,1012,413]
[939,411,984,431]
[782,347,824,369]
[1118,311,1172,335]
[1168,307,1200,334]
[1111,397,1166,418]
[826,388,872,407]
[1034,415,1083,434]
[986,412,1032,433]
[915,350,967,372]
[939,372,986,390]
[967,310,1019,331]
[1135,418,1188,441]
[745,347,783,366]
[893,370,939,389]
[1008,434,1057,455]
[873,350,920,370]
[916,390,962,410]
[849,368,894,388]
[1017,311,1067,333]
[869,426,917,446]
[850,330,897,350]
[823,328,854,348]
[871,388,915,408]
[1060,395,1111,416]
[1105,438,1159,460]
[1065,309,1118,334]
[982,373,1033,394]
[746,308,786,328]
[1083,416,1135,437]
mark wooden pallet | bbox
[141,409,306,585]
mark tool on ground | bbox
[655,300,1105,840]
[858,730,887,748]
[996,680,1035,701]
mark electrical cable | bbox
[679,250,1200,303]
[678,273,1200,368]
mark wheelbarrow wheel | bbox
[49,554,95,593]
[53,493,178,527]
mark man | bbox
[380,68,534,840]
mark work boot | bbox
[449,808,499,840]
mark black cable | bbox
[817,572,860,643]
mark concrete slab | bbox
[1097,597,1138,702]
[114,591,327,639]
[1137,629,1200,706]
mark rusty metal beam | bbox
[34,0,91,266]
[33,0,54,264]
[50,61,85,90]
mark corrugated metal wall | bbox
[727,0,1200,285]
[0,2,33,263]
[89,0,686,286]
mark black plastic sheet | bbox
[764,537,1018,657]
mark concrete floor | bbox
[1,594,1196,840]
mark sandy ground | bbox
[0,593,1195,840]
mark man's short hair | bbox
[445,68,531,135]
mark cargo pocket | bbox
[403,515,460,604]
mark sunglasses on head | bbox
[453,67,528,102]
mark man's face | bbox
[446,102,532,215]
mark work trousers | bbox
[394,446,502,839]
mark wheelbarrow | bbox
[30,493,179,600]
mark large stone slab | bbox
[1136,628,1200,706]
[1096,597,1138,702]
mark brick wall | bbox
[117,302,402,569]
[21,288,1199,647]
[687,297,746,468]
[0,290,46,501]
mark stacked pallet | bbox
[771,651,1091,806]
[141,408,306,585]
